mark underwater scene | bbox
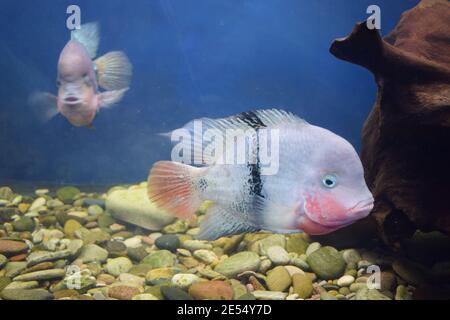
[1,0,450,303]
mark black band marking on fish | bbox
[237,111,266,226]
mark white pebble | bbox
[267,246,290,265]
[306,242,321,256]
[337,275,355,287]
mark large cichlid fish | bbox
[148,109,374,240]
[31,22,132,127]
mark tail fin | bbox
[148,161,205,219]
[95,51,133,91]
[71,22,100,59]
[98,88,129,108]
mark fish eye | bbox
[322,174,337,188]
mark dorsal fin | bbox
[71,22,100,59]
[162,109,307,166]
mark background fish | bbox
[148,109,374,240]
[30,22,132,127]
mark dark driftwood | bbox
[330,0,450,245]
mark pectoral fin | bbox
[28,91,59,123]
[95,51,133,91]
[98,88,129,108]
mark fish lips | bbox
[299,199,374,235]
[63,96,83,106]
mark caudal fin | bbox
[95,51,133,91]
[148,161,205,219]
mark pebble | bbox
[355,288,391,300]
[292,273,313,299]
[0,254,7,268]
[171,273,202,289]
[78,244,109,263]
[26,250,72,266]
[29,197,46,211]
[1,289,53,300]
[132,293,158,300]
[108,285,141,300]
[105,241,127,257]
[141,250,175,269]
[5,280,39,290]
[258,235,286,256]
[182,240,213,251]
[266,266,292,292]
[64,219,82,238]
[146,267,178,285]
[286,234,309,255]
[155,234,180,252]
[305,242,321,256]
[214,251,261,278]
[0,240,28,256]
[105,257,133,276]
[160,286,193,300]
[189,280,233,300]
[13,269,65,281]
[337,275,355,287]
[87,205,104,216]
[123,237,142,249]
[267,246,290,265]
[252,290,288,300]
[194,249,218,265]
[306,246,346,280]
[12,217,36,232]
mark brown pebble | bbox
[54,289,79,299]
[108,285,141,300]
[9,254,27,262]
[0,240,28,256]
[188,281,233,300]
[21,262,55,275]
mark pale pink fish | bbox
[147,109,374,240]
[31,22,132,127]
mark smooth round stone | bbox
[181,240,212,251]
[188,281,233,300]
[132,293,158,300]
[146,268,178,285]
[0,254,7,268]
[64,219,82,238]
[252,290,288,300]
[88,205,104,216]
[105,241,127,257]
[292,273,313,299]
[98,215,116,228]
[0,187,14,201]
[171,273,202,289]
[127,246,149,262]
[306,242,321,256]
[141,250,175,269]
[284,265,305,277]
[105,257,133,276]
[29,197,46,211]
[214,251,261,278]
[258,259,272,273]
[267,246,290,265]
[78,244,109,263]
[47,199,64,209]
[162,220,189,234]
[342,249,362,265]
[155,234,180,252]
[266,266,292,292]
[337,275,355,287]
[5,280,39,290]
[56,187,81,203]
[108,285,141,300]
[307,246,346,280]
[355,288,391,300]
[193,249,218,265]
[12,217,36,232]
[160,286,193,300]
[0,240,28,256]
[258,235,286,256]
[106,186,175,231]
[123,237,142,249]
[13,269,66,281]
[0,200,10,207]
[286,235,309,255]
[83,198,106,208]
[1,289,53,300]
[117,273,145,288]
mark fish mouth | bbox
[64,96,82,105]
[297,214,351,235]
